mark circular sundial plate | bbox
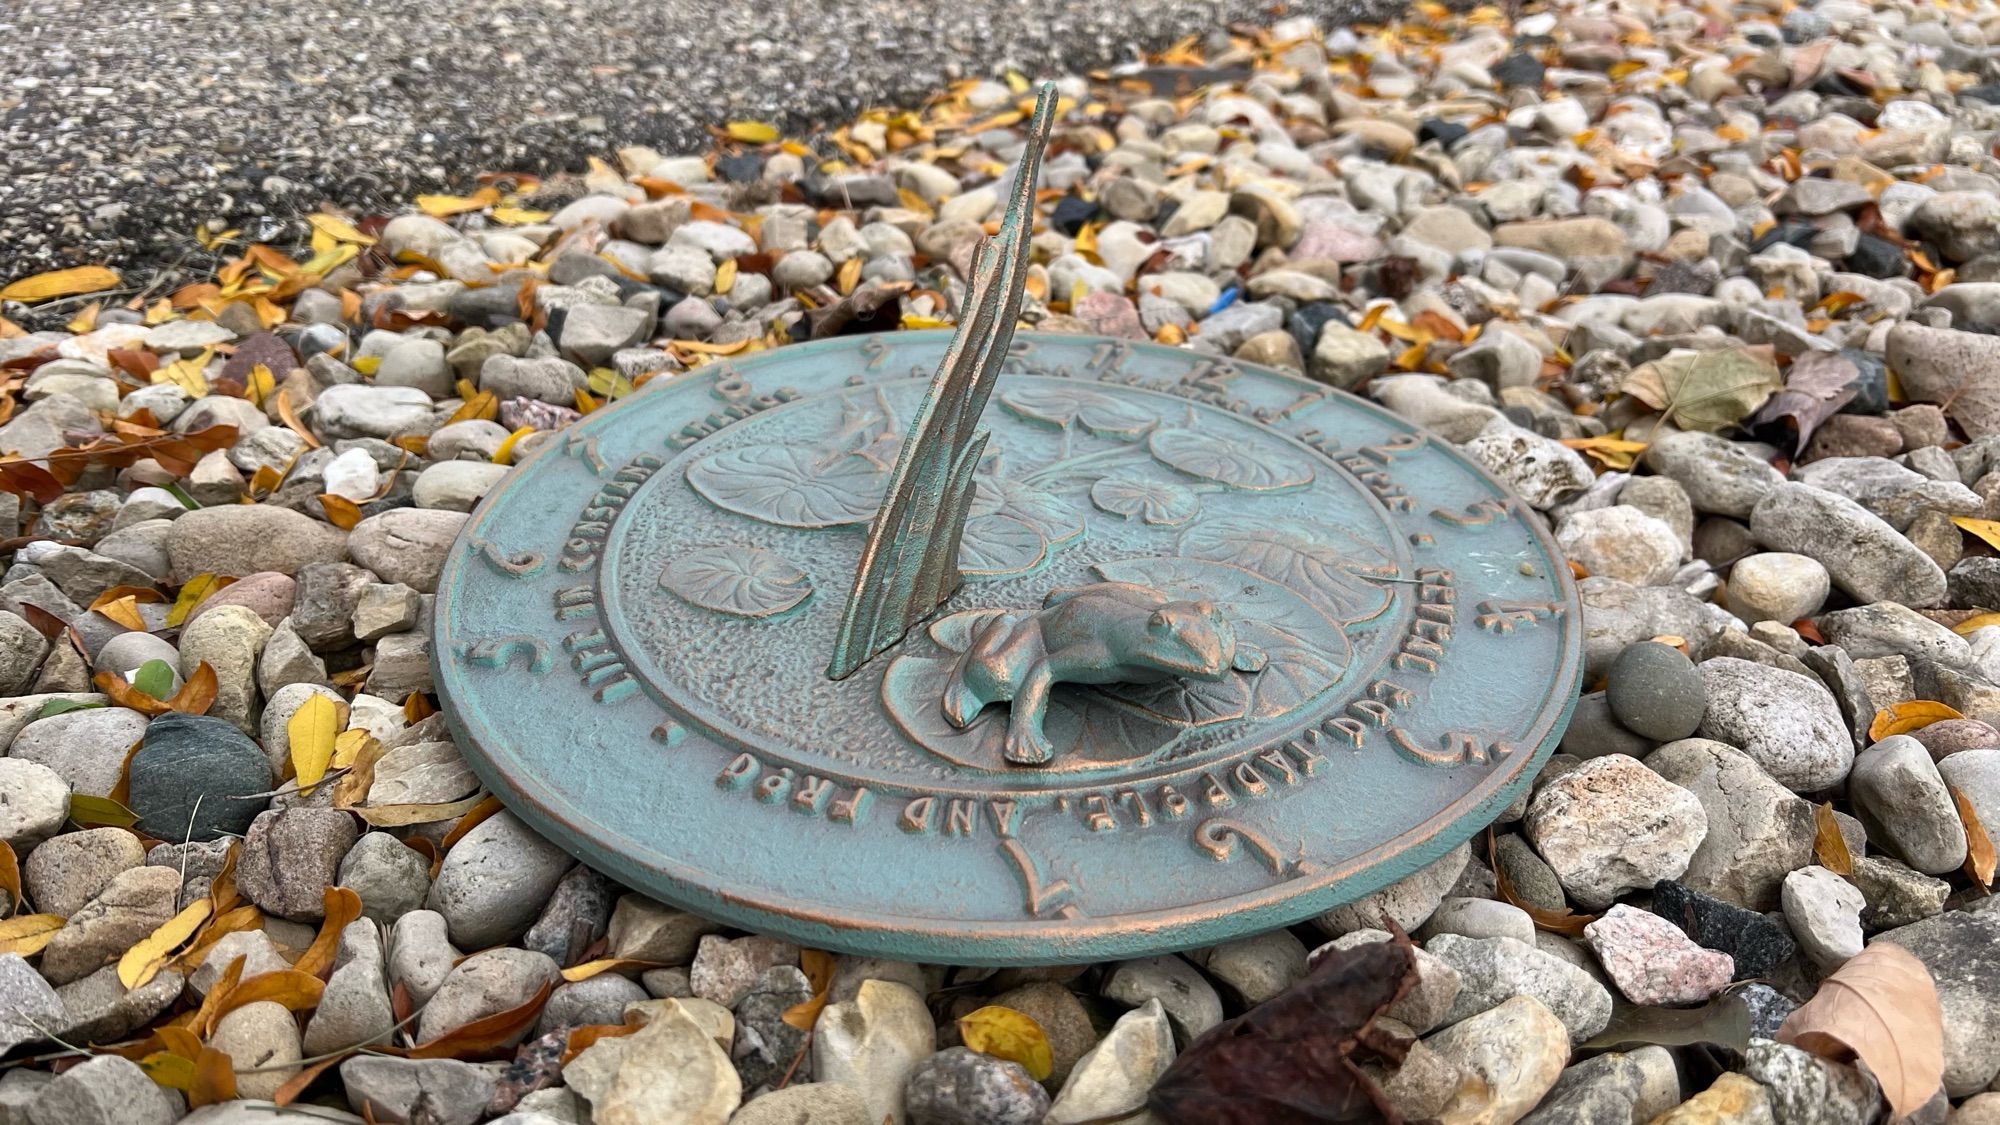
[433,332,1582,964]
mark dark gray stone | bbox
[1739,982,1799,1039]
[1519,1051,1643,1125]
[1876,910,2000,1095]
[1950,557,2000,610]
[520,863,613,966]
[1559,691,1657,759]
[733,965,815,1092]
[1649,880,1796,980]
[126,714,272,842]
[1606,641,1707,740]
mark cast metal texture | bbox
[433,334,1583,964]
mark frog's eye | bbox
[1148,609,1171,632]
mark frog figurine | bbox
[939,580,1267,766]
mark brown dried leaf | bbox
[188,1046,237,1107]
[294,887,363,979]
[1778,942,1944,1117]
[1755,350,1863,456]
[211,969,326,1021]
[0,266,122,303]
[561,1013,646,1067]
[1490,828,1595,935]
[1869,700,1964,741]
[397,980,553,1060]
[782,949,837,1031]
[353,792,488,827]
[0,839,19,912]
[1814,801,1853,877]
[276,388,321,449]
[1623,346,1783,432]
[272,1051,351,1106]
[1148,932,1417,1123]
[319,494,363,530]
[439,794,504,850]
[1952,784,1997,889]
[164,661,218,716]
[117,897,214,989]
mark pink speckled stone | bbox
[1583,904,1734,1006]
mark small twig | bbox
[226,767,353,801]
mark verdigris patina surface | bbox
[433,85,1582,963]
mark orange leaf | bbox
[560,957,668,983]
[211,969,326,1022]
[397,980,553,1060]
[1952,784,1996,889]
[782,949,836,1031]
[1814,802,1853,877]
[0,266,122,303]
[1777,943,1943,1117]
[94,670,170,717]
[0,839,18,912]
[561,1013,645,1067]
[275,388,321,449]
[165,661,218,716]
[439,794,504,850]
[319,494,363,530]
[93,595,148,631]
[190,955,247,1037]
[272,1051,350,1106]
[294,887,364,980]
[1868,700,1964,741]
[1490,828,1595,935]
[188,1047,238,1107]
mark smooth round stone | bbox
[8,707,152,797]
[181,571,298,630]
[1910,718,2000,761]
[0,757,70,850]
[1559,691,1657,759]
[92,632,181,679]
[126,713,273,842]
[904,1047,1051,1125]
[1605,642,1706,741]
[1725,552,1830,624]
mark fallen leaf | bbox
[294,887,364,979]
[1560,435,1648,472]
[118,898,215,989]
[725,120,779,143]
[276,388,321,449]
[189,955,246,1037]
[166,573,234,628]
[0,460,65,505]
[959,1006,1053,1081]
[130,658,177,701]
[210,969,326,1021]
[1952,784,1996,889]
[272,1051,352,1106]
[188,1046,238,1107]
[172,904,262,973]
[1583,994,1752,1052]
[164,661,218,716]
[493,427,534,466]
[490,207,551,226]
[1778,942,1944,1117]
[1752,350,1864,455]
[562,1014,646,1067]
[560,958,667,983]
[1868,700,1964,741]
[1954,613,2000,636]
[782,949,836,1031]
[1491,829,1596,935]
[138,1051,197,1092]
[1623,346,1784,432]
[1148,932,1417,1123]
[287,694,341,794]
[397,980,553,1060]
[156,348,213,397]
[0,840,18,911]
[319,494,363,530]
[307,212,377,246]
[415,188,501,218]
[1814,802,1853,877]
[353,793,489,827]
[1,266,122,303]
[439,794,504,850]
[0,914,65,956]
[1953,517,2000,554]
[68,793,141,828]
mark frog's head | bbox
[1140,599,1261,681]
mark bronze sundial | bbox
[433,87,1582,964]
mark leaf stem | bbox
[1020,443,1151,486]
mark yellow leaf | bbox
[144,298,174,325]
[287,694,341,793]
[574,387,600,414]
[1953,516,2000,551]
[244,363,276,409]
[415,188,501,217]
[1074,222,1101,265]
[726,121,779,144]
[491,206,553,226]
[118,897,214,989]
[836,256,861,296]
[0,266,122,303]
[494,426,535,466]
[781,949,836,1031]
[560,957,667,982]
[587,367,634,400]
[1561,435,1649,471]
[306,212,376,246]
[902,314,953,330]
[714,258,738,295]
[1869,700,1965,742]
[95,595,148,631]
[139,1052,197,1092]
[69,793,140,828]
[1956,613,2000,636]
[351,355,382,376]
[0,914,65,957]
[958,1005,1053,1082]
[66,302,101,334]
[299,243,358,277]
[331,728,375,771]
[156,348,213,397]
[166,573,233,628]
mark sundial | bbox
[433,86,1582,964]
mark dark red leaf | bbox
[1751,350,1863,455]
[1149,931,1418,1124]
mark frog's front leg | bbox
[1002,662,1058,765]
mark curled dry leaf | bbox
[353,792,490,828]
[295,887,364,979]
[396,980,553,1060]
[560,957,667,983]
[1623,346,1783,432]
[1148,930,1417,1124]
[439,794,505,850]
[0,838,19,912]
[188,1046,238,1107]
[782,949,837,1031]
[1814,802,1853,877]
[1582,993,1752,1053]
[562,1013,646,1067]
[165,661,218,716]
[118,897,214,989]
[1778,942,1944,1118]
[318,494,363,531]
[1490,828,1595,936]
[1951,784,1997,889]
[210,969,326,1021]
[959,1006,1054,1082]
[1869,700,1964,742]
[0,914,65,957]
[166,573,234,627]
[1955,612,2000,636]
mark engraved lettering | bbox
[1084,795,1116,832]
[987,799,1020,837]
[1475,599,1566,634]
[756,768,794,803]
[458,636,554,675]
[792,775,834,815]
[1117,789,1152,827]
[1157,786,1189,819]
[717,753,758,789]
[900,797,937,834]
[1431,498,1514,527]
[999,839,1080,918]
[829,787,872,824]
[468,537,546,578]
[1200,772,1232,807]
[945,799,978,837]
[1232,761,1269,797]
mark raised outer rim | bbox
[433,331,1583,964]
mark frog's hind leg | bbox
[1002,663,1058,765]
[940,614,1016,729]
